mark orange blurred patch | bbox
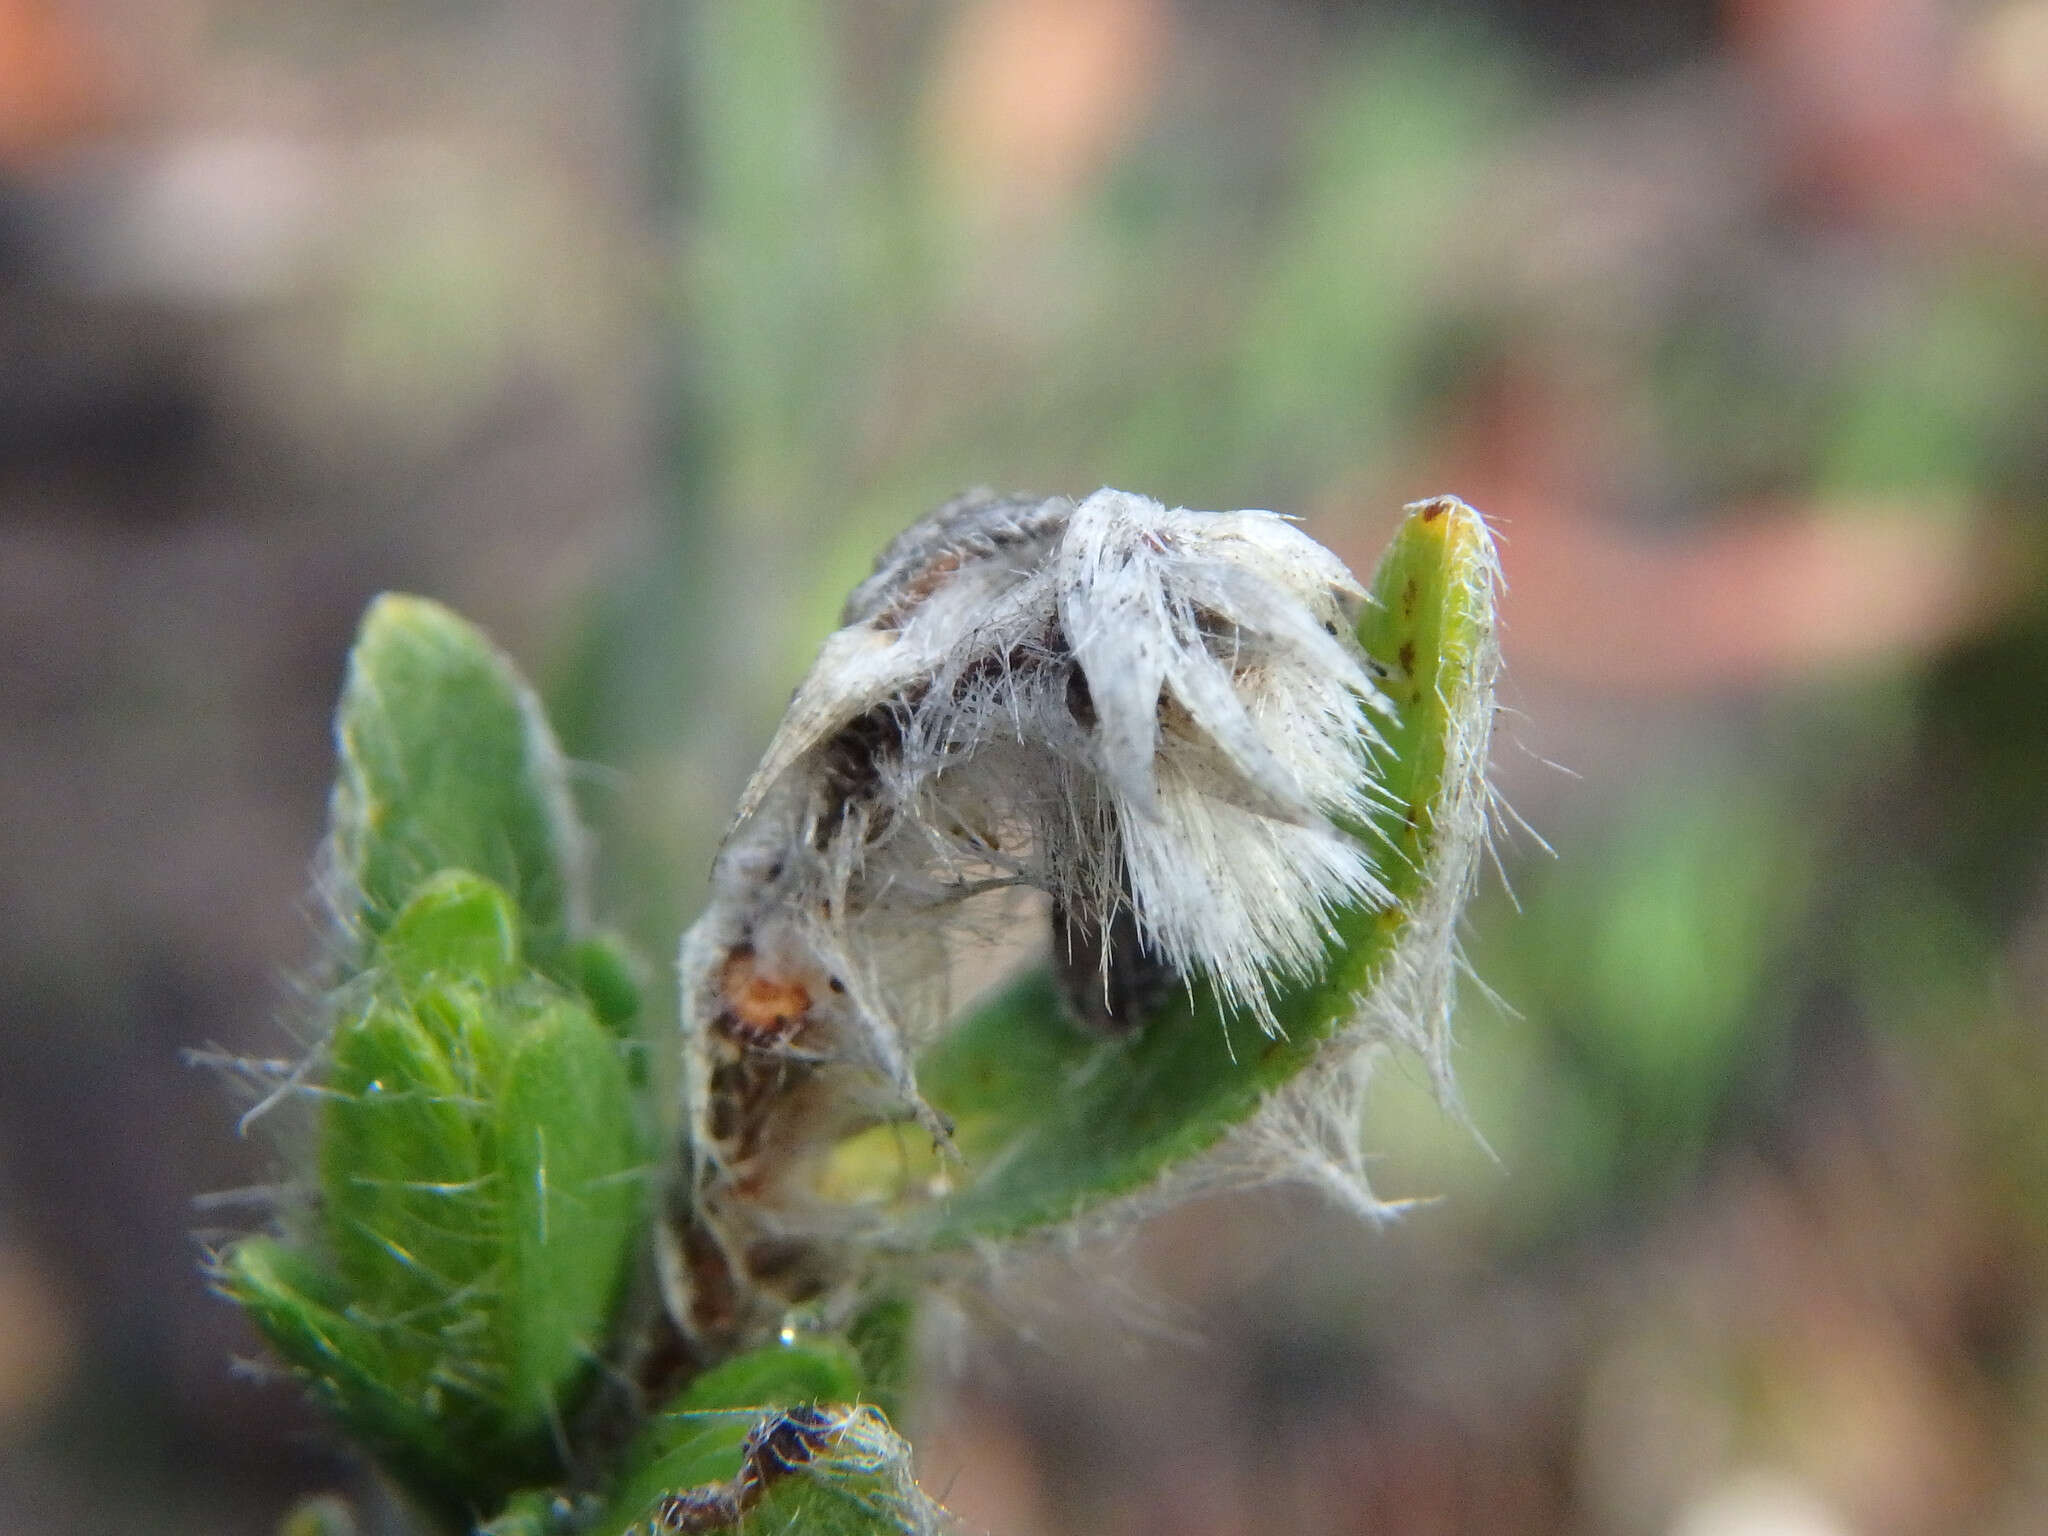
[1357,357,2026,692]
[0,0,111,168]
[0,1243,74,1431]
[1496,493,2015,691]
[928,0,1169,221]
[1722,0,2040,236]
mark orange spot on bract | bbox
[718,947,812,1043]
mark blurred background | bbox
[3,0,2046,1531]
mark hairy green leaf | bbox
[227,607,652,1526]
[320,995,499,1328]
[568,933,644,1035]
[379,871,523,994]
[330,595,587,971]
[598,1340,864,1531]
[218,1238,487,1531]
[310,976,643,1468]
[735,1407,947,1536]
[495,998,645,1424]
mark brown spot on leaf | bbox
[1397,640,1416,674]
[1400,576,1419,617]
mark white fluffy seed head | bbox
[665,489,1502,1347]
[680,488,1397,1199]
[746,488,1392,1019]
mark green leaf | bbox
[320,995,499,1329]
[330,594,588,970]
[600,1366,944,1536]
[218,1238,481,1532]
[224,598,657,1522]
[379,871,523,995]
[828,497,1500,1242]
[843,1294,917,1426]
[495,998,646,1425]
[567,933,643,1034]
[598,1340,864,1532]
[296,919,644,1514]
[737,1407,946,1536]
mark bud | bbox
[673,490,1496,1329]
[217,600,646,1522]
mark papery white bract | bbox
[1050,490,1395,1021]
[669,487,1400,1337]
